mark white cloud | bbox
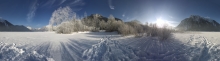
[122,14,125,17]
[71,0,81,4]
[27,0,38,22]
[59,0,66,5]
[42,0,56,7]
[122,12,126,17]
[69,0,85,10]
[108,0,114,10]
[43,0,84,8]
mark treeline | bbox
[47,6,173,40]
[50,14,172,40]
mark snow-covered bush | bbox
[99,20,107,30]
[118,23,137,36]
[117,20,172,38]
[148,23,158,37]
[90,28,99,32]
[157,25,172,40]
[148,23,172,40]
[143,22,150,35]
[56,21,73,34]
[48,6,94,34]
[56,20,91,34]
[126,20,144,36]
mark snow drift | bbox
[0,42,54,61]
[82,37,139,61]
[83,35,220,61]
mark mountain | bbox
[30,27,49,31]
[176,15,220,31]
[0,18,30,31]
[26,26,32,30]
[0,18,13,27]
[83,14,123,22]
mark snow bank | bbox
[0,42,54,61]
[184,35,220,61]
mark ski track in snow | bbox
[0,32,220,61]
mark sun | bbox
[156,18,166,27]
[155,18,173,28]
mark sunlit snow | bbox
[0,32,220,61]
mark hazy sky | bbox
[0,0,220,28]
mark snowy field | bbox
[0,32,220,61]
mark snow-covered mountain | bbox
[0,18,13,27]
[28,26,50,31]
[26,26,32,30]
[0,18,30,31]
[176,15,220,31]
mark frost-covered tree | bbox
[126,20,144,36]
[48,6,76,31]
[108,14,115,20]
[106,15,120,32]
[118,23,136,36]
[99,20,106,30]
[56,21,73,34]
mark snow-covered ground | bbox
[0,32,220,61]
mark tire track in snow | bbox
[60,42,83,61]
[31,39,93,61]
[121,37,189,61]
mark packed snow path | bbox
[0,32,220,61]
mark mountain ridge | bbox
[0,18,30,31]
[83,14,123,22]
[176,15,220,31]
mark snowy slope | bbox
[0,18,13,27]
[0,32,220,61]
[26,26,32,30]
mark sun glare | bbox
[155,18,173,28]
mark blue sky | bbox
[0,0,220,28]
